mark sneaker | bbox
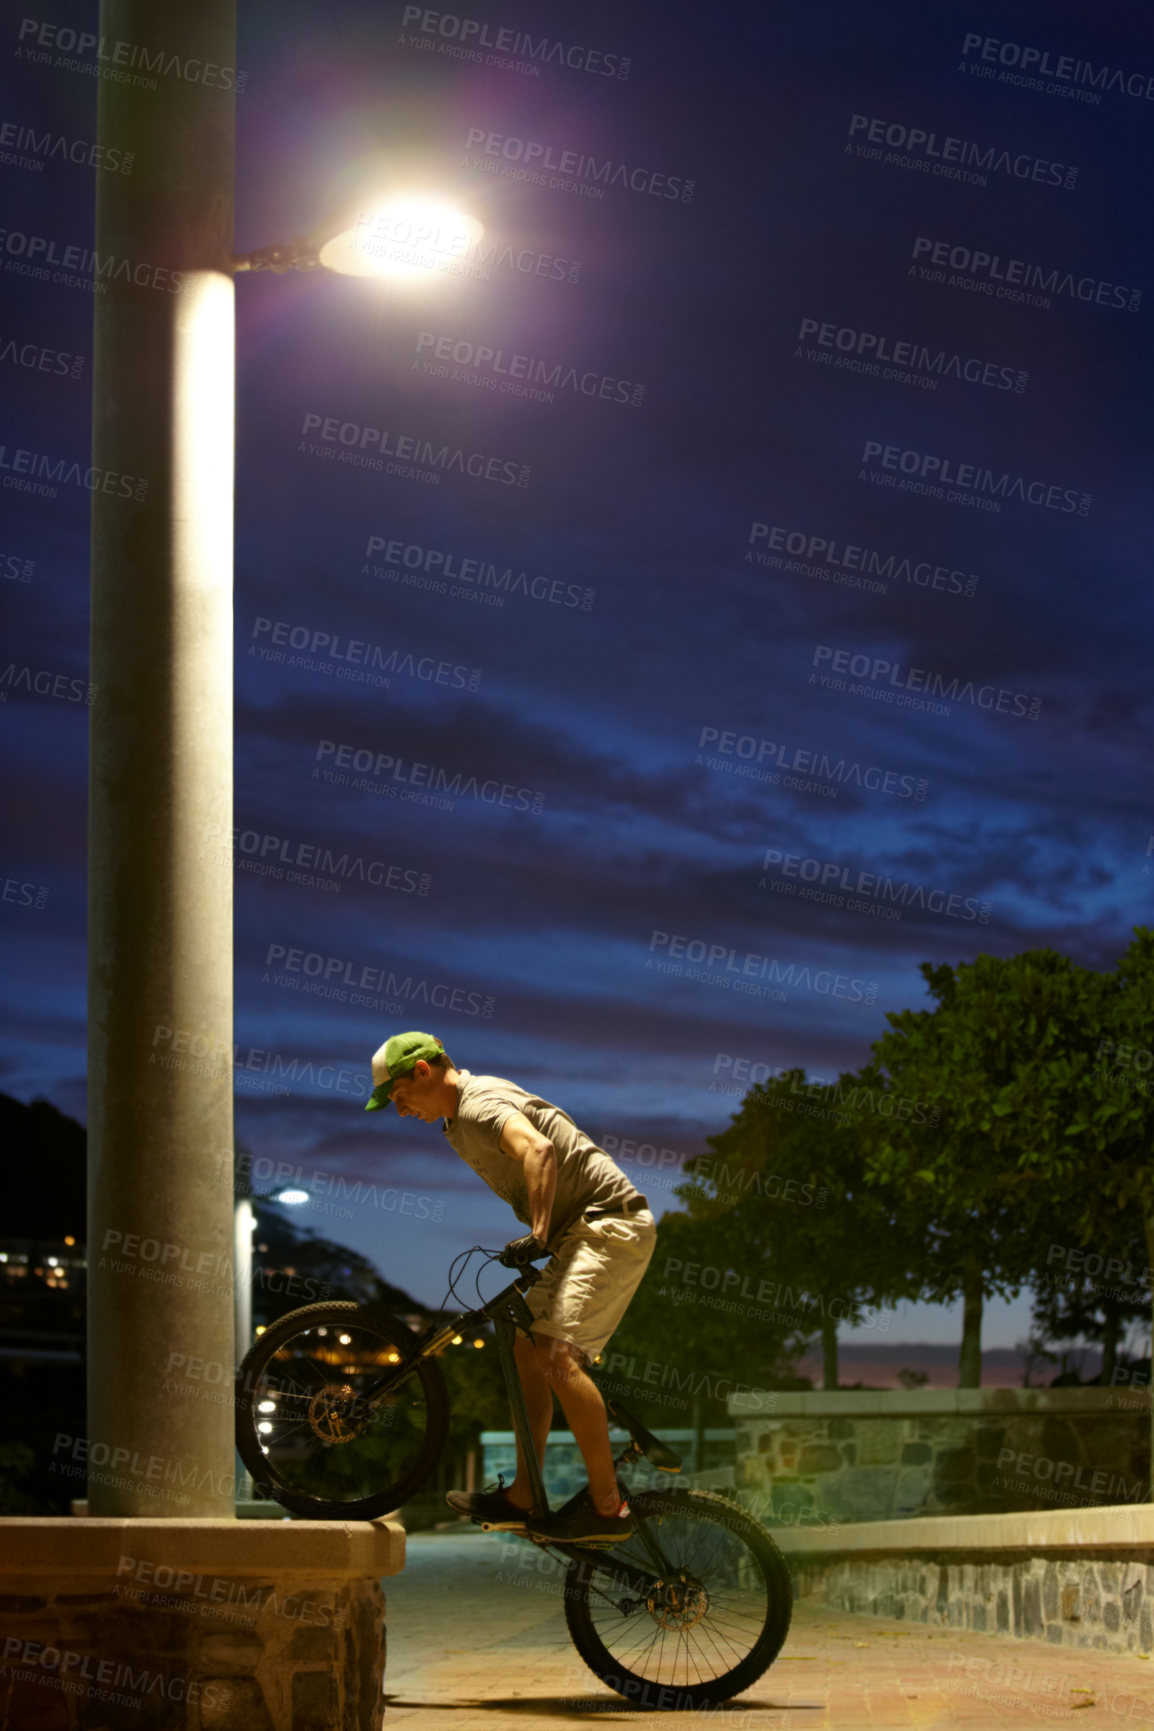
[444,1474,531,1530]
[525,1498,634,1544]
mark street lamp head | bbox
[235,191,484,282]
[272,1187,310,1206]
[318,193,485,282]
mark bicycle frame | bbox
[357,1260,680,1595]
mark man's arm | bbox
[499,1110,556,1243]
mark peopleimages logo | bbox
[960,31,1154,103]
[860,439,1092,516]
[314,738,546,816]
[462,128,694,202]
[262,943,495,1019]
[249,617,481,692]
[811,644,1042,721]
[759,848,991,925]
[0,335,85,380]
[0,117,133,173]
[199,822,430,898]
[349,214,581,286]
[414,331,645,408]
[0,224,186,294]
[910,235,1141,313]
[16,17,247,91]
[0,441,147,501]
[363,535,594,612]
[747,521,978,598]
[399,7,630,79]
[646,931,878,1005]
[796,317,1026,393]
[846,112,1077,190]
[299,411,530,487]
[696,725,927,802]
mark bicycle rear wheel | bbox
[235,1301,449,1520]
[563,1488,792,1710]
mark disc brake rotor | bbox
[308,1383,366,1444]
[646,1573,709,1630]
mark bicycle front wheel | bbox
[235,1301,449,1519]
[564,1488,792,1710]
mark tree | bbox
[1028,1212,1150,1384]
[605,1065,928,1482]
[685,1066,927,1391]
[1043,929,1154,1476]
[860,952,1091,1386]
[602,1203,805,1451]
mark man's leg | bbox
[510,1334,621,1516]
[503,1330,557,1511]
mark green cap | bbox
[365,1031,445,1112]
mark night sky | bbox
[3,0,1153,1347]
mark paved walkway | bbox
[382,1527,1154,1730]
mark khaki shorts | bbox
[527,1209,656,1363]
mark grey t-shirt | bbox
[442,1071,644,1245]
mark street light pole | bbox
[87,0,237,1516]
[84,0,483,1516]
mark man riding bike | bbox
[365,1031,656,1543]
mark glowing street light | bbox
[233,191,485,284]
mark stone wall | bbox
[0,1573,385,1729]
[730,1389,1150,1525]
[789,1553,1154,1658]
[0,1518,403,1731]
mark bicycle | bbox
[235,1245,792,1711]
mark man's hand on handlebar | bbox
[499,1233,547,1268]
